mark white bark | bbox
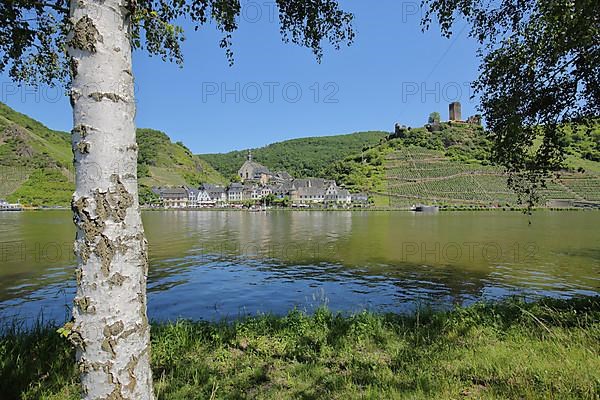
[67,0,154,398]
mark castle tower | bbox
[449,102,462,121]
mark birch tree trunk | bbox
[67,0,154,398]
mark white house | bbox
[196,188,214,206]
[260,186,273,197]
[228,183,244,202]
[324,184,351,205]
[202,184,227,204]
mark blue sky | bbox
[0,0,480,154]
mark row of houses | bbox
[152,179,368,208]
[151,152,369,208]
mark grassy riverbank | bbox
[1,297,599,399]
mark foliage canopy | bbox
[422,0,600,206]
[1,0,354,85]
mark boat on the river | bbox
[411,204,439,213]
[0,199,22,211]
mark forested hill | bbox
[136,129,226,188]
[3,100,597,208]
[200,131,388,180]
[0,103,225,206]
[0,102,75,206]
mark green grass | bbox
[1,297,599,399]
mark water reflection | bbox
[0,210,599,324]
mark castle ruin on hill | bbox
[393,101,482,137]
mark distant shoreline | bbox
[7,205,599,212]
[141,207,599,212]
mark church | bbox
[237,151,274,184]
[237,151,292,184]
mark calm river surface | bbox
[0,210,599,324]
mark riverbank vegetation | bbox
[1,296,598,399]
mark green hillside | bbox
[2,101,597,208]
[384,146,600,208]
[0,103,225,206]
[136,128,226,187]
[0,102,74,206]
[0,102,73,168]
[200,131,388,180]
[326,122,600,208]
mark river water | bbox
[0,210,598,324]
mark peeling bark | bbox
[89,92,126,102]
[67,1,154,398]
[70,15,102,52]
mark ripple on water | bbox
[1,211,599,325]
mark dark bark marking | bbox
[101,337,117,356]
[104,386,126,400]
[104,320,125,337]
[119,325,140,340]
[75,296,95,314]
[96,235,116,277]
[70,15,103,52]
[76,141,91,154]
[89,92,125,103]
[73,177,135,280]
[72,197,103,243]
[108,272,126,287]
[138,233,149,276]
[72,124,90,138]
[69,89,82,107]
[62,321,86,350]
[136,292,148,327]
[124,355,139,392]
[69,57,79,77]
[80,242,90,264]
[75,268,83,285]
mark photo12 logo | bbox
[400,241,539,264]
[201,82,340,104]
[194,241,340,261]
[401,81,475,104]
[240,1,278,24]
[1,82,64,104]
[0,241,76,263]
[1,81,141,104]
[400,2,423,23]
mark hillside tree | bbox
[0,0,354,398]
[422,0,599,206]
[428,111,441,124]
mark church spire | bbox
[247,149,252,162]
